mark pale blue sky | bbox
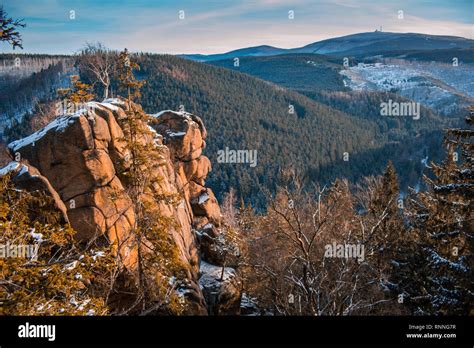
[2,0,473,54]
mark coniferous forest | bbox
[0,1,472,346]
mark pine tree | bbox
[0,174,114,315]
[404,108,473,314]
[115,49,185,314]
[0,5,26,49]
[58,75,95,105]
[116,48,145,102]
[364,162,404,272]
[370,161,399,216]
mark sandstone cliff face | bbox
[4,98,241,315]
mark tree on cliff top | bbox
[0,5,26,49]
[115,49,185,314]
[77,42,116,100]
[57,75,95,105]
[117,48,145,103]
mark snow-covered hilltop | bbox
[340,60,474,116]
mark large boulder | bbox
[151,109,243,310]
[1,161,69,224]
[199,261,242,315]
[181,156,211,186]
[151,111,223,227]
[152,110,205,162]
[8,107,136,264]
[190,186,223,226]
[3,98,241,315]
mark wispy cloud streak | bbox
[1,0,472,54]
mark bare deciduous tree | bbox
[242,172,409,315]
[77,42,115,100]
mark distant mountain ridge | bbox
[292,31,474,56]
[180,45,286,61]
[181,31,474,61]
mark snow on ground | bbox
[63,260,78,271]
[199,260,235,289]
[18,164,29,176]
[150,110,198,127]
[146,125,164,147]
[91,250,105,261]
[150,110,186,118]
[240,292,260,315]
[166,130,186,137]
[202,223,214,230]
[0,161,20,176]
[102,98,126,106]
[340,61,474,115]
[0,162,33,179]
[8,112,82,152]
[98,102,119,111]
[30,228,44,242]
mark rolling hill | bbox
[182,32,474,61]
[371,47,474,63]
[209,53,347,92]
[291,32,474,56]
[208,46,474,117]
[126,54,461,206]
[179,45,287,62]
[1,53,453,207]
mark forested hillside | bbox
[1,52,457,207]
[130,54,382,206]
[364,47,474,63]
[208,54,456,187]
[128,54,452,204]
[182,32,474,61]
[0,54,74,136]
[210,53,347,92]
[290,32,474,56]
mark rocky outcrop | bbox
[151,109,241,314]
[199,261,242,315]
[3,98,241,315]
[8,102,139,270]
[151,110,223,226]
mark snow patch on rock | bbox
[199,260,235,289]
[8,113,82,152]
[0,161,20,176]
[198,192,210,205]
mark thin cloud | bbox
[3,0,473,54]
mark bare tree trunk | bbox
[220,258,226,281]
